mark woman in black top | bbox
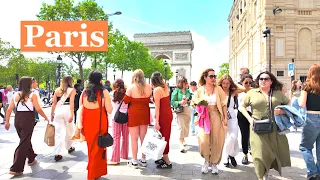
[299,64,320,180]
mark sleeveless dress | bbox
[82,91,108,179]
[123,95,150,127]
[158,96,173,154]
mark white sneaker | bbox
[138,159,147,167]
[211,164,219,174]
[263,174,268,180]
[201,161,209,174]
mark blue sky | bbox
[98,0,233,43]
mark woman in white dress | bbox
[218,75,245,167]
[51,76,76,161]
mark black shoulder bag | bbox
[226,91,232,119]
[114,100,128,124]
[252,90,273,134]
[98,90,114,149]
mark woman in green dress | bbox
[239,71,291,180]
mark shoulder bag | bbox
[98,90,114,148]
[226,91,232,119]
[114,100,128,124]
[173,89,184,113]
[252,90,273,134]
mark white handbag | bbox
[141,129,167,160]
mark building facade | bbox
[134,31,194,86]
[228,0,320,90]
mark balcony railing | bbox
[298,10,312,15]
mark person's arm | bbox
[51,90,58,121]
[68,89,76,123]
[218,86,228,126]
[103,89,113,114]
[4,95,15,130]
[171,89,185,107]
[234,83,246,94]
[299,90,307,108]
[239,91,253,124]
[154,88,162,130]
[32,94,49,122]
[288,90,293,104]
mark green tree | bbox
[217,62,229,78]
[36,0,109,85]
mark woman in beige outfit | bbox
[192,68,228,174]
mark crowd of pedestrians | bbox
[1,64,320,180]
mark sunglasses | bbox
[208,75,216,79]
[259,78,271,81]
[244,81,252,85]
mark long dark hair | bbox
[255,71,283,91]
[198,68,215,86]
[151,72,167,89]
[86,71,104,102]
[112,79,126,103]
[18,76,32,103]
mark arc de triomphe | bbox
[133,31,194,86]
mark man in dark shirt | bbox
[104,80,112,92]
[77,79,84,91]
[74,83,81,124]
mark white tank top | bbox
[204,94,217,105]
[14,92,34,111]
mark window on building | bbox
[275,39,285,57]
[244,19,247,35]
[277,71,284,77]
[244,0,246,7]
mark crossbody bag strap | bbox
[99,89,103,136]
[227,91,232,108]
[268,90,273,121]
[17,93,33,112]
[117,100,123,112]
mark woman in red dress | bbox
[80,71,113,180]
[124,69,152,168]
[151,72,173,169]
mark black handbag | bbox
[173,106,184,113]
[114,100,128,124]
[98,90,113,148]
[252,90,274,134]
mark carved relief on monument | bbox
[176,67,186,77]
[175,53,188,61]
[151,51,173,59]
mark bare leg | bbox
[128,126,139,160]
[139,125,148,159]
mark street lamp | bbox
[273,7,282,15]
[163,60,168,84]
[263,27,271,72]
[175,70,179,85]
[57,55,62,86]
[113,69,116,80]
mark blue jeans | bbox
[34,111,39,120]
[190,107,196,133]
[300,113,320,178]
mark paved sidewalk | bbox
[0,108,308,180]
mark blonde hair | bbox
[132,69,146,95]
[58,76,74,95]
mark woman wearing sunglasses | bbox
[192,68,228,174]
[239,71,290,180]
[237,74,253,165]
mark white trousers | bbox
[224,117,240,157]
[53,105,74,155]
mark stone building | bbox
[134,31,194,86]
[228,0,320,89]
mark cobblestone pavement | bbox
[0,107,308,180]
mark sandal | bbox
[8,171,23,176]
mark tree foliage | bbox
[217,62,229,78]
[36,0,109,85]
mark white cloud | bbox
[190,30,229,82]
